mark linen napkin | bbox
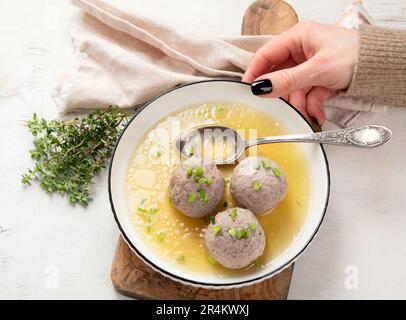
[58,0,386,127]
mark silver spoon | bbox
[176,125,392,165]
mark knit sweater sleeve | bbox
[346,25,406,107]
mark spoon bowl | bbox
[176,125,245,165]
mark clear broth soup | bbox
[126,102,310,278]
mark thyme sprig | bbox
[21,106,128,206]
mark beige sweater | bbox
[347,25,406,107]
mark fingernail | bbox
[251,79,273,95]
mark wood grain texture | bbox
[242,0,298,35]
[111,237,294,300]
[110,0,299,300]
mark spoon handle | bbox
[246,125,392,148]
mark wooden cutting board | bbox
[111,0,299,300]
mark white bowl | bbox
[109,80,330,289]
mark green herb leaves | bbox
[237,228,249,239]
[208,256,217,264]
[212,225,222,236]
[151,145,162,157]
[187,192,196,203]
[157,232,166,242]
[228,228,237,237]
[261,160,272,169]
[229,208,237,221]
[186,166,193,177]
[254,159,283,177]
[198,177,213,186]
[137,204,158,222]
[22,107,128,206]
[228,227,249,239]
[272,167,282,177]
[206,215,216,224]
[186,146,194,156]
[176,254,185,263]
[253,181,262,191]
[187,189,210,204]
[185,165,214,205]
[198,189,208,203]
[227,210,257,240]
[194,166,203,179]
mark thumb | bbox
[251,59,318,98]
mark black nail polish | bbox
[251,79,273,95]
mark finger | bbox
[306,86,330,125]
[243,51,273,83]
[261,57,298,89]
[289,90,307,112]
[243,32,300,82]
[272,57,297,72]
[251,58,317,97]
[288,91,310,122]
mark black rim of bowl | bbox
[108,79,331,288]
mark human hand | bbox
[243,21,358,125]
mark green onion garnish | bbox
[198,189,208,203]
[194,166,203,177]
[149,207,158,214]
[272,167,282,177]
[208,256,217,264]
[186,146,194,156]
[198,177,213,186]
[262,160,272,169]
[229,208,238,221]
[237,228,249,239]
[137,207,147,213]
[254,181,262,191]
[207,215,216,224]
[212,225,222,236]
[249,223,256,231]
[137,205,158,222]
[157,232,166,242]
[176,254,185,263]
[186,166,193,177]
[254,163,261,170]
[187,192,196,203]
[228,228,237,238]
[244,260,257,270]
[151,145,162,157]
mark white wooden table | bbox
[1,0,406,299]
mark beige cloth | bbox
[58,0,386,127]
